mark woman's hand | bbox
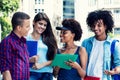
[29,55,39,63]
[65,60,81,69]
[32,60,52,69]
[32,63,44,69]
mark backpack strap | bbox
[110,39,119,68]
[110,40,119,55]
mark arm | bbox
[32,60,52,69]
[2,70,12,80]
[77,47,88,78]
[104,42,120,75]
[0,40,12,80]
[66,47,88,78]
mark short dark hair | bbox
[62,19,82,41]
[11,12,30,30]
[86,10,114,33]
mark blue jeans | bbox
[30,72,53,80]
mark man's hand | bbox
[104,66,120,75]
[2,70,12,80]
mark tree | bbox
[0,0,19,16]
[0,0,20,40]
[0,17,12,40]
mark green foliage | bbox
[0,17,12,40]
[0,0,19,16]
[108,32,114,38]
[0,0,20,40]
[108,32,120,39]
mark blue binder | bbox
[26,41,38,67]
[26,41,38,57]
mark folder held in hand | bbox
[26,41,38,67]
[26,41,38,57]
[51,54,78,70]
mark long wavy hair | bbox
[33,12,58,60]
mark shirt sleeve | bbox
[114,41,120,67]
[0,39,11,73]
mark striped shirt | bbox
[0,31,29,80]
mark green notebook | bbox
[51,54,78,70]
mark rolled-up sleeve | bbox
[0,39,11,73]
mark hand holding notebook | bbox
[26,41,38,67]
[51,54,78,70]
[26,41,38,57]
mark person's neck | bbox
[31,32,41,40]
[64,43,76,50]
[95,34,107,41]
[13,30,22,38]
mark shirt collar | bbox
[10,31,26,43]
[89,35,112,44]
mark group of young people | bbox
[0,9,120,80]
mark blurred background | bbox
[0,0,120,45]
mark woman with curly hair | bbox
[54,19,88,80]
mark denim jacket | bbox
[82,36,120,80]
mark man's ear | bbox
[16,25,22,31]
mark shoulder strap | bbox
[75,46,80,54]
[111,40,119,55]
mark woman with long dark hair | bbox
[27,12,57,80]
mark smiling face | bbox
[91,19,106,38]
[60,30,75,43]
[33,20,47,34]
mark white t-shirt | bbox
[87,38,105,80]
